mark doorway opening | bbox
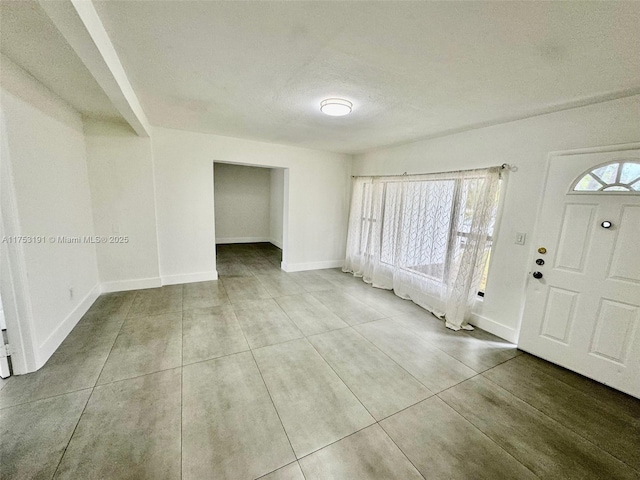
[213,162,286,274]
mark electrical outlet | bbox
[515,232,526,245]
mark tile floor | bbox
[1,242,639,479]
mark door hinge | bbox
[0,343,13,358]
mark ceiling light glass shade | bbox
[320,98,353,116]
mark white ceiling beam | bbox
[38,0,150,137]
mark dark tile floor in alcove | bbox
[1,243,639,479]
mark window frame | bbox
[570,159,640,194]
[374,176,500,296]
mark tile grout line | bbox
[236,282,379,470]
[247,347,298,464]
[201,291,515,480]
[253,460,302,480]
[51,293,137,479]
[373,395,439,425]
[432,371,484,398]
[475,350,525,373]
[180,290,185,480]
[0,387,94,412]
[0,298,135,411]
[429,388,541,479]
[348,325,437,394]
[441,374,636,476]
[271,293,345,345]
[516,354,636,409]
[182,346,252,368]
[93,310,183,386]
[340,276,523,373]
[305,338,377,422]
[300,334,432,477]
[296,306,517,480]
[190,255,564,475]
[479,371,640,473]
[248,313,427,477]
[49,385,94,479]
[434,381,549,473]
[84,365,182,389]
[293,423,374,462]
[267,296,305,337]
[299,461,308,480]
[339,288,396,319]
[513,355,639,420]
[379,316,487,374]
[221,290,301,464]
[288,414,426,476]
[376,421,427,480]
[93,295,136,388]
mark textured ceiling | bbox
[3,1,640,154]
[0,0,121,120]
[92,1,640,153]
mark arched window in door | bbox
[572,160,640,192]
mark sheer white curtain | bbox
[343,167,501,330]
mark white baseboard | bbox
[36,283,101,368]
[468,312,519,344]
[101,277,162,293]
[281,259,344,273]
[269,238,283,249]
[216,237,271,244]
[162,271,218,285]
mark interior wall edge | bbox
[100,277,162,294]
[1,59,100,374]
[269,238,283,249]
[0,53,83,132]
[161,271,219,286]
[35,283,100,370]
[468,312,519,344]
[215,237,272,244]
[282,260,345,273]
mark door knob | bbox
[532,271,543,279]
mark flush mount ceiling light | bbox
[320,98,353,116]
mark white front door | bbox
[519,149,640,398]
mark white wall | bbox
[353,95,640,342]
[270,168,285,248]
[151,126,351,280]
[0,55,100,371]
[84,119,161,292]
[214,163,271,243]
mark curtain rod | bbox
[351,163,511,178]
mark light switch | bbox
[515,232,526,245]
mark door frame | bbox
[0,112,38,375]
[518,141,640,359]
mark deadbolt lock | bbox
[537,247,547,254]
[535,259,545,266]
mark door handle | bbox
[532,271,543,279]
